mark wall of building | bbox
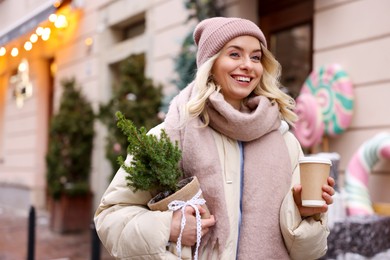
[314,0,390,203]
[5,0,388,214]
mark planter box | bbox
[49,193,93,233]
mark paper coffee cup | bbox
[299,157,332,207]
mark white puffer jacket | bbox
[94,121,329,259]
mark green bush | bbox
[46,78,95,199]
[99,54,163,179]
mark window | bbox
[123,19,145,40]
[270,24,311,98]
[110,12,146,43]
[260,0,313,98]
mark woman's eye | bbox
[229,52,240,58]
[251,55,261,62]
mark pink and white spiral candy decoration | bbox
[345,132,390,216]
[293,93,325,148]
[301,64,354,136]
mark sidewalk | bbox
[0,206,115,260]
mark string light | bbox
[11,47,19,57]
[24,41,33,51]
[49,14,57,23]
[0,10,70,60]
[30,34,38,43]
[41,28,51,41]
[36,27,44,36]
[53,0,61,8]
[54,14,68,29]
[18,59,28,72]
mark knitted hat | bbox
[193,17,267,67]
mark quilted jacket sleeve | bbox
[94,123,192,259]
[279,131,330,260]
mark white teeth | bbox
[234,76,250,82]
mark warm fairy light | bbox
[44,27,51,35]
[85,37,93,46]
[41,28,51,41]
[36,27,44,36]
[24,41,33,51]
[30,33,38,43]
[49,13,57,23]
[53,0,61,8]
[18,60,27,72]
[41,34,50,41]
[1,2,77,61]
[11,47,19,57]
[54,15,68,29]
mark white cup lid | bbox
[299,157,332,165]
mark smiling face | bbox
[211,35,263,109]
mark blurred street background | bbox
[0,206,114,260]
[1,0,390,258]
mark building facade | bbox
[0,0,389,213]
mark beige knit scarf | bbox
[164,83,292,259]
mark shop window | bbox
[260,0,313,98]
[269,24,311,98]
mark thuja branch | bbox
[116,111,183,194]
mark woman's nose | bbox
[239,57,253,70]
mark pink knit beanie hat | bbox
[193,17,267,67]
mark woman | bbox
[95,17,335,259]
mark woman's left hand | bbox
[292,176,336,218]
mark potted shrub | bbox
[46,78,95,233]
[115,111,210,216]
[98,54,163,179]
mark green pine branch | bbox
[116,111,183,194]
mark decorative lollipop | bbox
[300,64,354,136]
[293,93,325,148]
[344,132,390,216]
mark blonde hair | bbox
[184,55,220,126]
[184,43,297,126]
[255,44,297,125]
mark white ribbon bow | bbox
[168,189,206,260]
